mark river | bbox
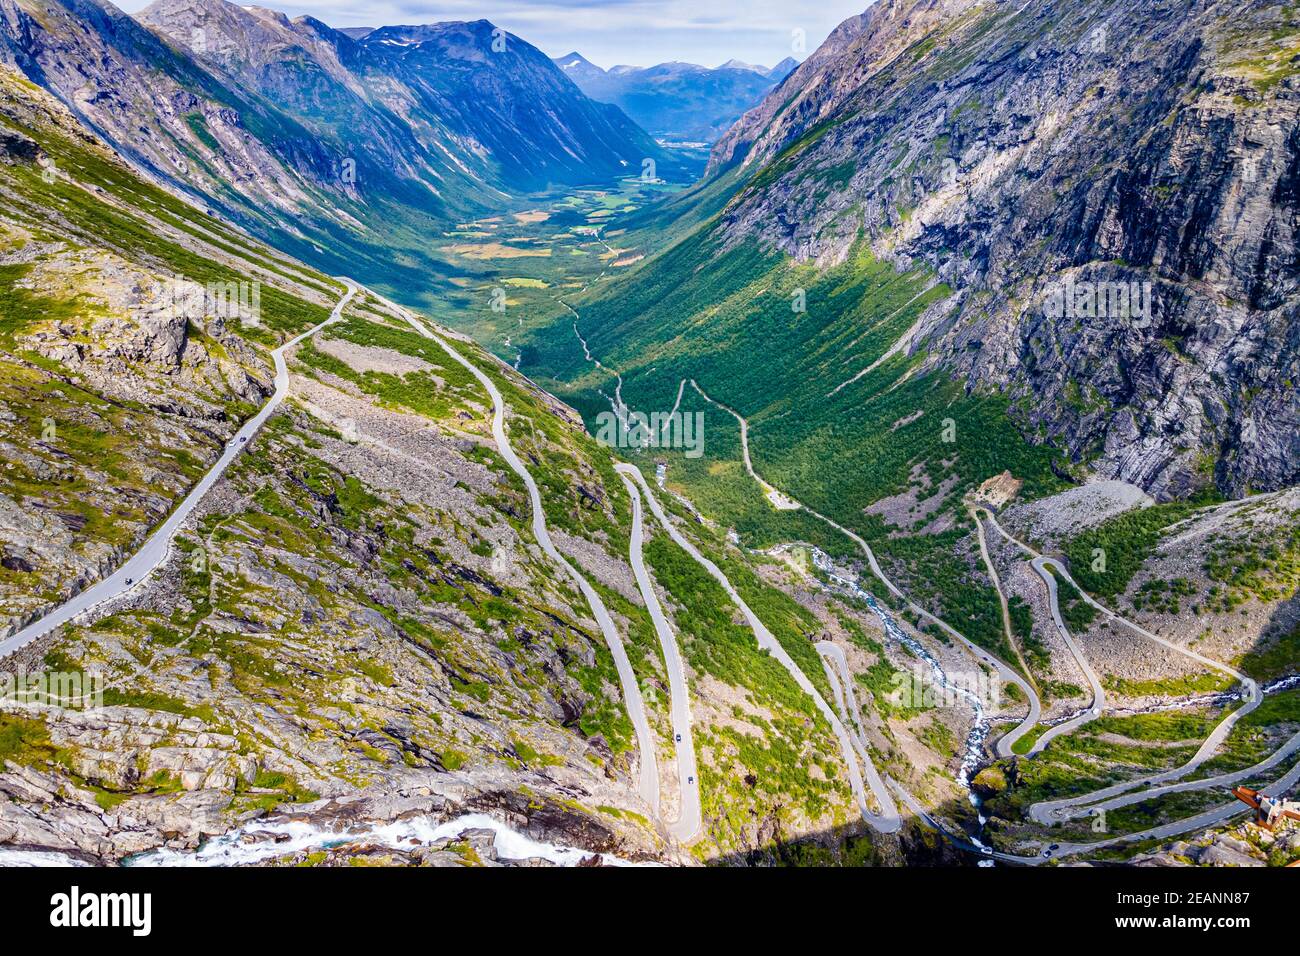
[797,547,997,858]
[0,814,639,868]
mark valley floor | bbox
[1,83,1297,867]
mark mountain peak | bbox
[717,58,769,74]
[552,50,606,80]
[768,56,800,81]
[137,0,351,77]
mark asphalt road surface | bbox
[375,293,663,815]
[0,280,358,659]
[617,465,701,842]
[1024,556,1107,755]
[688,382,1040,758]
[620,463,901,833]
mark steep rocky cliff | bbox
[709,0,1300,500]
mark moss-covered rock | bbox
[971,765,1008,798]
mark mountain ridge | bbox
[0,0,679,297]
[696,0,1300,500]
[555,50,800,142]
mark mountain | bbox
[553,50,606,84]
[0,0,679,294]
[0,63,675,860]
[704,0,1300,501]
[502,0,1300,779]
[2,0,1297,874]
[0,33,914,867]
[134,0,681,197]
[554,53,793,142]
[477,0,1300,871]
[716,58,769,75]
[767,56,799,82]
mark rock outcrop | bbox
[709,0,1300,500]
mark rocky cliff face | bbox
[708,0,1300,500]
[0,0,341,223]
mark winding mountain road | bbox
[816,639,894,808]
[1023,556,1107,755]
[0,280,359,660]
[561,297,901,832]
[1023,753,1300,863]
[971,509,1035,682]
[690,381,799,510]
[1044,725,1300,826]
[897,506,1300,862]
[371,293,663,816]
[689,383,1040,756]
[550,290,1298,855]
[682,393,1297,856]
[980,513,1265,820]
[961,510,1300,859]
[619,463,901,833]
[616,465,701,842]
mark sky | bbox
[115,0,873,69]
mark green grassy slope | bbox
[475,183,1069,657]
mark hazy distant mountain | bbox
[767,56,799,81]
[0,0,679,285]
[553,52,799,142]
[553,50,606,84]
[716,58,768,74]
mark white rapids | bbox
[0,815,640,868]
[123,813,638,868]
